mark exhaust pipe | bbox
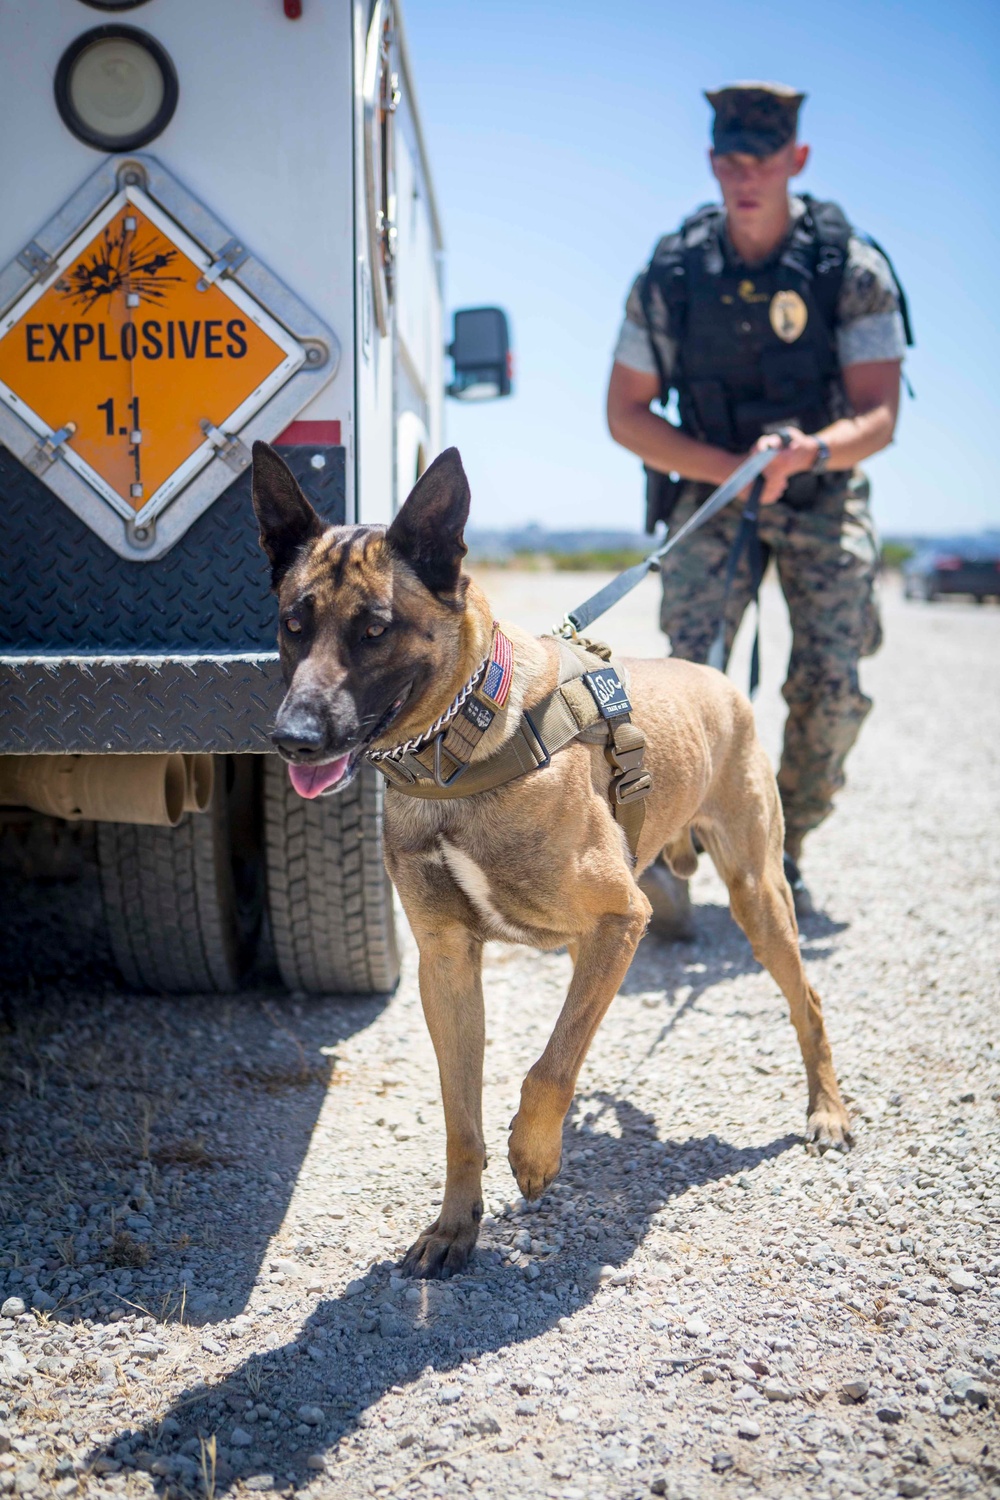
[182,754,214,813]
[0,753,199,827]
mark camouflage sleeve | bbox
[611,269,678,381]
[835,237,907,367]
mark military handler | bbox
[607,82,908,918]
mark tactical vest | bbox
[642,195,854,453]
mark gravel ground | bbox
[0,572,998,1500]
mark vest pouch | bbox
[644,467,684,533]
[686,379,737,450]
[781,472,824,510]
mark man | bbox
[607,82,907,920]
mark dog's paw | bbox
[508,1110,562,1201]
[399,1218,478,1280]
[806,1101,854,1154]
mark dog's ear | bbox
[252,441,325,588]
[385,447,470,596]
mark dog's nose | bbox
[271,711,326,762]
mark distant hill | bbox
[466,525,1000,571]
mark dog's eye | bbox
[365,622,387,639]
[284,617,302,635]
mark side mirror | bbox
[447,306,512,401]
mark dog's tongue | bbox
[287,755,351,799]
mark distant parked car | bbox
[903,538,1000,603]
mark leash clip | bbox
[552,614,580,641]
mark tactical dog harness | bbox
[367,626,652,859]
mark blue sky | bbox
[406,0,999,537]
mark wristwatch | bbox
[811,437,831,474]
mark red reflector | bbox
[275,420,341,445]
[284,0,303,18]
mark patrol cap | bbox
[705,82,805,157]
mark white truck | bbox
[0,0,511,995]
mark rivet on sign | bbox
[127,293,140,308]
[134,527,148,542]
[306,347,322,364]
[310,453,327,470]
[131,483,143,499]
[124,217,137,233]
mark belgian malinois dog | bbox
[252,442,852,1278]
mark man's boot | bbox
[639,857,695,941]
[782,839,815,919]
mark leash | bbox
[554,445,782,640]
[554,435,792,695]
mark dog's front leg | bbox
[401,923,486,1278]
[509,897,649,1199]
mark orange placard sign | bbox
[0,194,298,513]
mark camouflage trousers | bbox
[660,470,882,855]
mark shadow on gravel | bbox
[0,985,389,1330]
[98,1101,798,1492]
[623,898,849,1005]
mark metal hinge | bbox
[26,422,76,476]
[200,419,251,473]
[16,239,58,286]
[196,237,250,291]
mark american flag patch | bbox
[481,625,513,707]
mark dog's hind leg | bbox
[400,923,487,1278]
[508,891,650,1199]
[708,782,852,1152]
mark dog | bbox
[252,441,852,1278]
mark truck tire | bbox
[263,757,400,995]
[96,756,264,993]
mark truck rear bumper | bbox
[0,654,283,753]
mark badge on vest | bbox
[583,668,632,720]
[770,289,808,343]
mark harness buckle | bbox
[612,766,652,805]
[605,738,645,776]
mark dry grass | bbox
[228,1058,332,1094]
[199,1433,217,1500]
[106,1231,151,1269]
[151,1137,217,1169]
[243,1354,270,1401]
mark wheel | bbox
[263,757,400,995]
[96,756,264,993]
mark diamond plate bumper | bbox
[0,654,285,753]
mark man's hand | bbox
[750,428,819,504]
